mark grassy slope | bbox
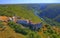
[0,4,60,38]
[0,22,26,38]
[0,5,42,38]
[0,5,42,23]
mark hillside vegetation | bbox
[0,5,42,38]
[0,5,42,23]
[0,4,60,38]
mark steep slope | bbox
[0,4,42,23]
[37,4,60,23]
[0,22,26,38]
[53,15,60,22]
[0,4,42,38]
[0,4,60,38]
[25,4,60,23]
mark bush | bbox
[27,32,41,38]
[8,21,28,35]
[50,34,57,38]
[15,28,28,35]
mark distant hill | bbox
[25,4,60,23]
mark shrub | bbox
[8,21,28,35]
[27,32,41,38]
